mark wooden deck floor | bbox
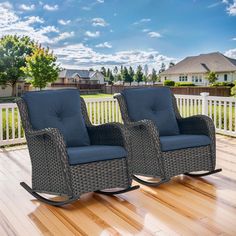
[0,135,236,236]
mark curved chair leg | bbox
[184,168,222,177]
[95,185,140,196]
[132,175,170,187]
[20,182,79,206]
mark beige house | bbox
[160,52,236,85]
[0,82,25,98]
[58,69,105,85]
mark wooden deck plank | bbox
[0,135,235,236]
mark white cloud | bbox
[43,4,58,11]
[53,31,74,43]
[134,18,151,25]
[142,28,150,32]
[58,19,71,25]
[25,16,44,24]
[91,18,108,27]
[222,0,229,4]
[0,3,72,45]
[232,37,236,40]
[84,31,100,38]
[0,1,12,10]
[38,25,59,34]
[227,0,236,15]
[19,4,35,11]
[95,42,112,48]
[54,43,174,71]
[97,0,104,3]
[148,31,162,38]
[225,48,236,58]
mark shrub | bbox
[175,82,195,87]
[212,82,235,88]
[164,80,175,86]
[231,81,236,97]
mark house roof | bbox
[59,69,101,79]
[161,52,236,75]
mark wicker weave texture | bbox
[115,90,216,179]
[17,96,132,198]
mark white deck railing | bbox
[0,93,235,146]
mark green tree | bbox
[100,67,106,76]
[159,63,166,74]
[128,66,134,85]
[231,81,236,97]
[144,64,149,77]
[122,66,131,84]
[151,68,157,83]
[105,68,111,82]
[135,65,143,83]
[143,75,148,84]
[113,66,119,82]
[21,46,60,90]
[0,35,35,96]
[108,71,114,84]
[206,71,217,84]
[113,66,118,75]
[117,74,122,81]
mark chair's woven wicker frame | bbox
[17,97,134,203]
[115,92,218,181]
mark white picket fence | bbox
[0,93,235,146]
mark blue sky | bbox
[0,0,236,72]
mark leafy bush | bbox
[231,81,236,97]
[212,82,235,88]
[164,80,175,86]
[175,82,195,87]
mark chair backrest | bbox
[121,87,179,136]
[22,89,90,147]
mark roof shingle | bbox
[161,52,236,75]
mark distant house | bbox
[160,52,236,85]
[57,69,105,85]
[0,81,25,98]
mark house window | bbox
[224,74,228,81]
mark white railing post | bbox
[200,92,209,116]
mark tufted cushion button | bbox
[22,89,90,147]
[121,87,180,136]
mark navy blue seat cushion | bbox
[22,89,90,147]
[67,145,127,165]
[160,134,211,151]
[121,87,179,136]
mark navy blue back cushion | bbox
[22,89,90,147]
[121,87,179,136]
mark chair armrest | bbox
[125,119,161,141]
[125,119,162,153]
[27,127,64,140]
[26,127,73,194]
[177,115,215,138]
[87,123,127,146]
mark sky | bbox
[0,0,236,72]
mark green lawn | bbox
[81,93,113,99]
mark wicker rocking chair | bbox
[17,89,138,206]
[115,87,222,186]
